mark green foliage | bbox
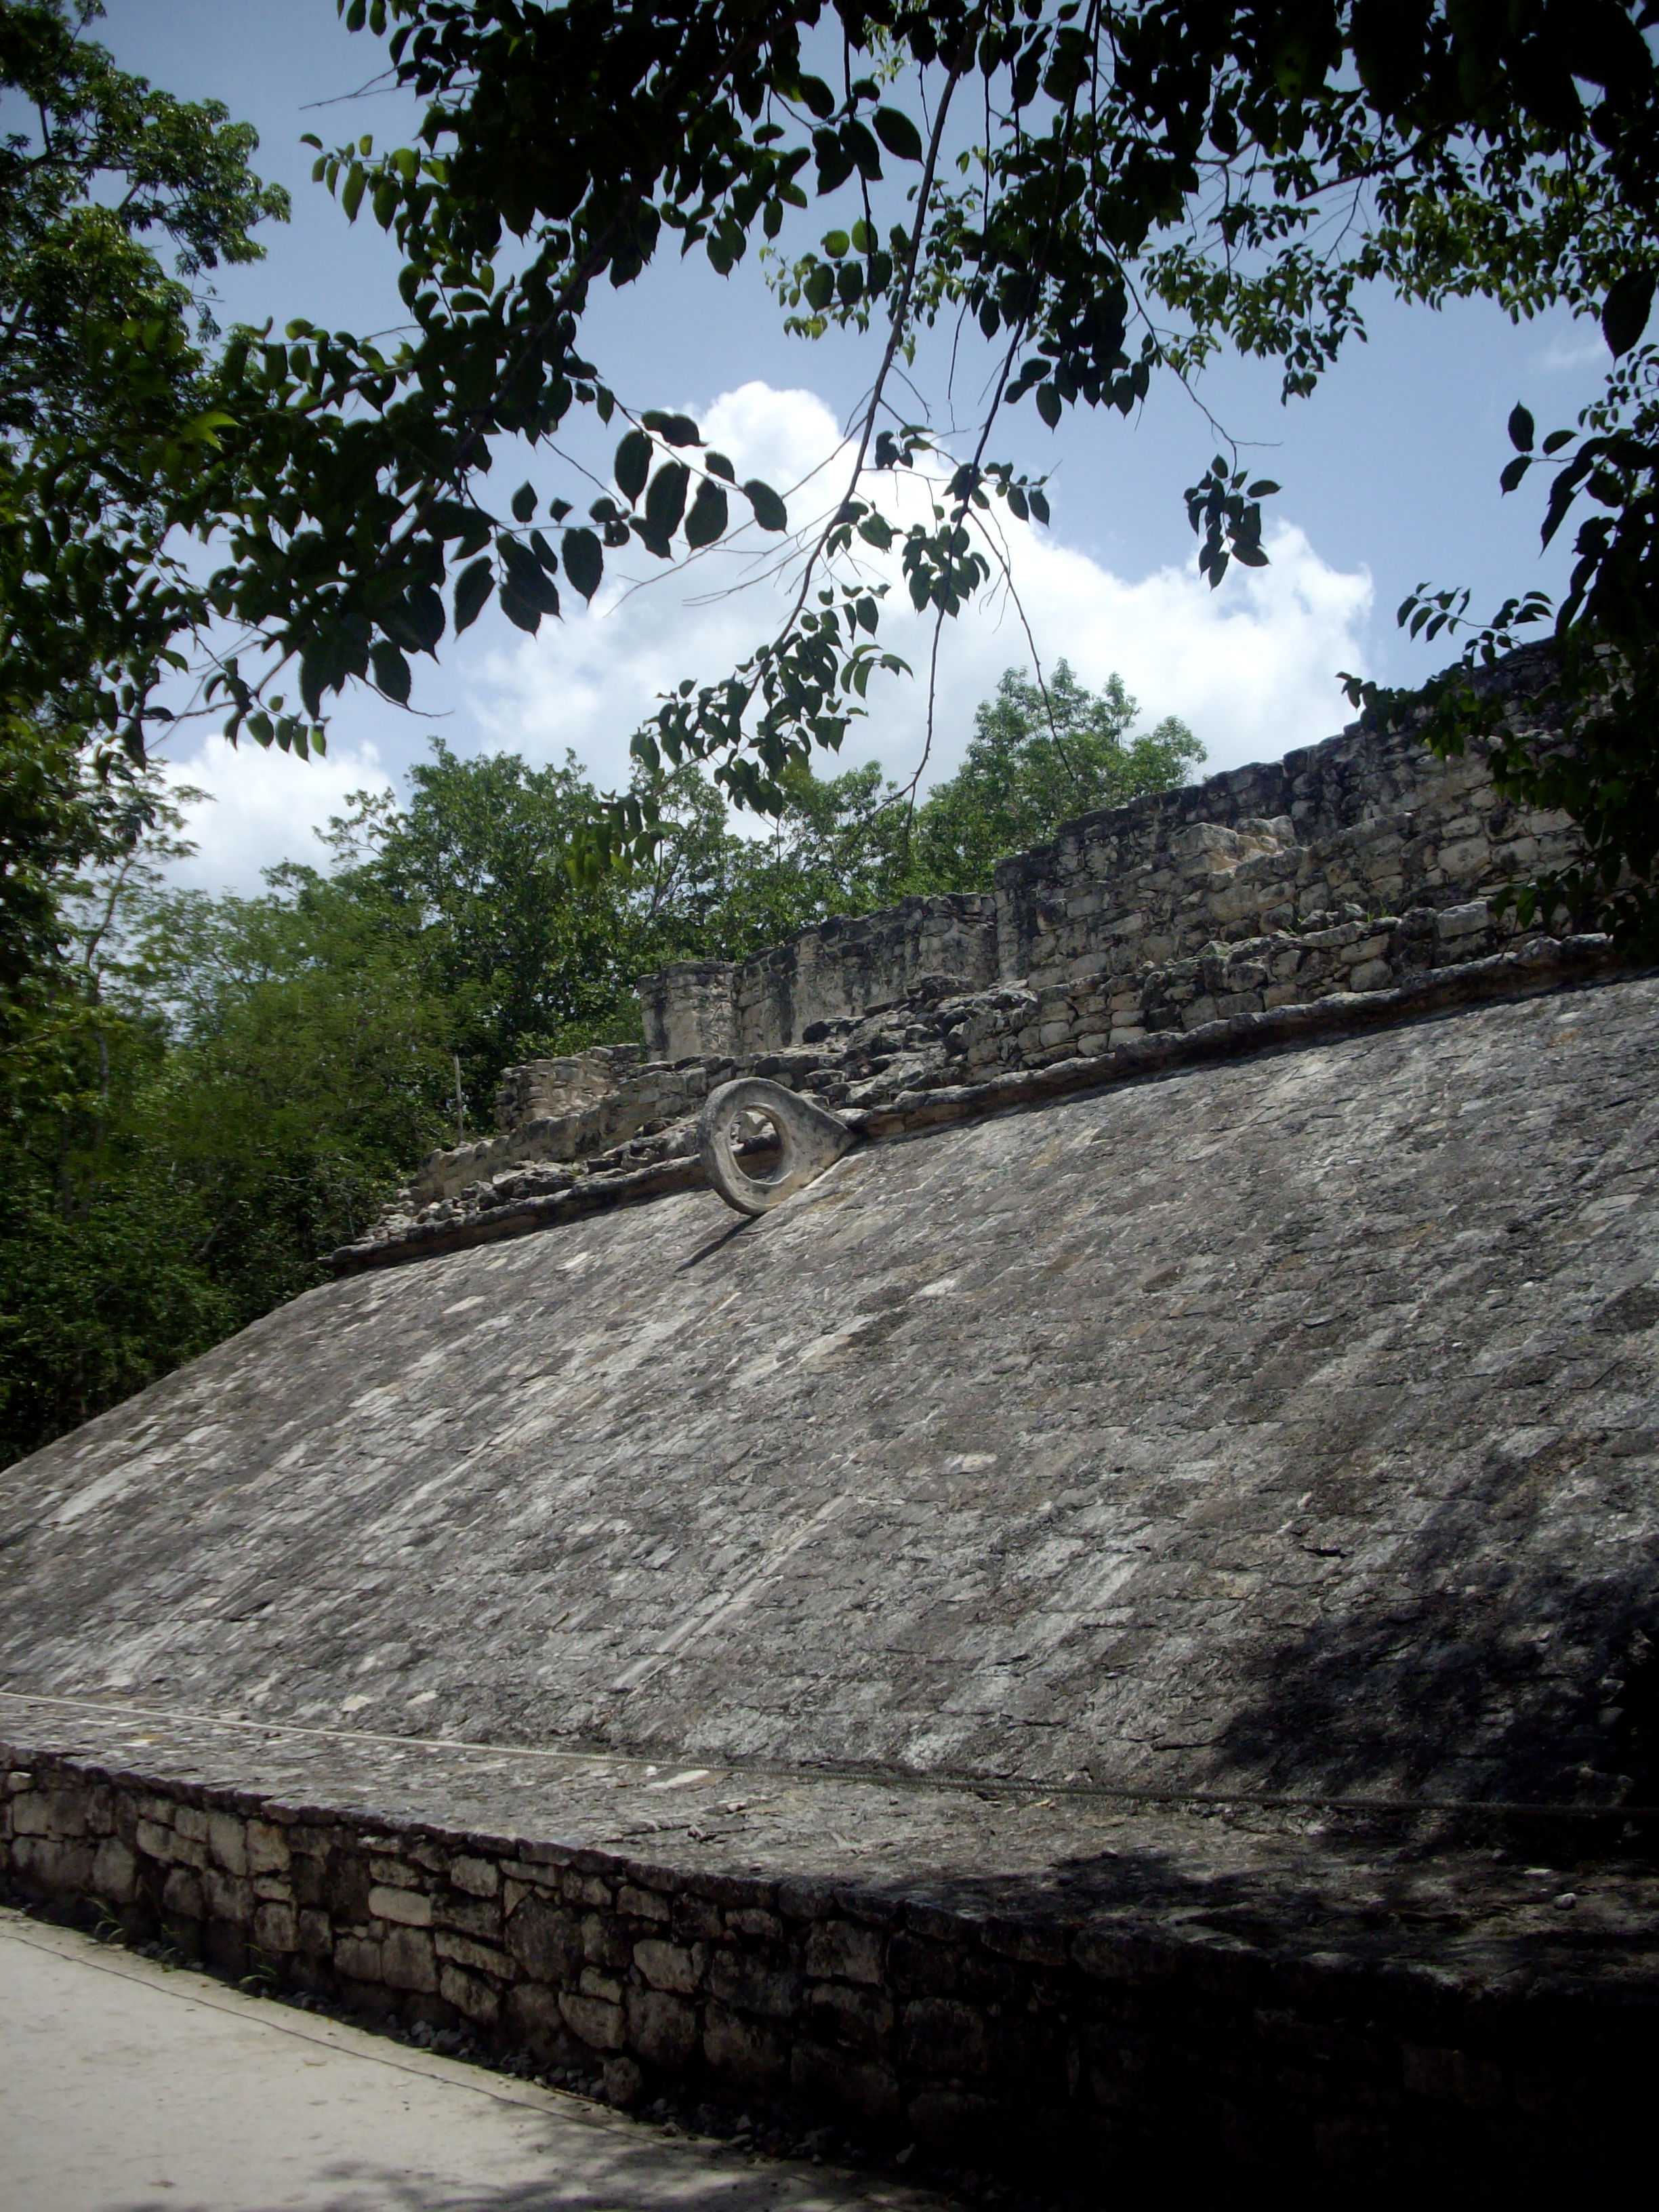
[0,0,289,763]
[10,0,1659,958]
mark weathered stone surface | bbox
[5,977,1656,1811]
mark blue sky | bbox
[101,1,1613,888]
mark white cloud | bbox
[157,379,1374,886]
[157,733,394,894]
[473,379,1373,798]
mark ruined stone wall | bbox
[495,1048,643,1134]
[640,897,1000,1062]
[637,675,1580,1063]
[401,890,1540,1221]
[991,722,1576,991]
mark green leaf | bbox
[644,459,691,544]
[370,639,411,702]
[1500,454,1532,494]
[499,585,541,633]
[562,527,604,600]
[1507,405,1536,453]
[873,107,924,161]
[453,557,493,631]
[1602,271,1654,358]
[795,74,836,119]
[642,411,701,446]
[1029,487,1051,525]
[501,536,561,613]
[1246,478,1281,497]
[1035,382,1062,428]
[744,478,789,532]
[684,478,729,549]
[341,163,365,223]
[823,229,851,258]
[614,430,652,503]
[511,481,537,522]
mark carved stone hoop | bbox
[697,1078,856,1217]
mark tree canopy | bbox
[9,1,1659,942]
[157,0,1659,941]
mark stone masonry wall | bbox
[991,725,1575,991]
[640,897,1000,1063]
[6,1748,1653,2192]
[638,667,1579,1062]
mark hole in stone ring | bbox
[724,1107,791,1187]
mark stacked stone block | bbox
[6,1753,1650,2190]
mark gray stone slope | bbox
[3,977,1657,1813]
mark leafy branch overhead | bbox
[14,1,1659,935]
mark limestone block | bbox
[626,1985,699,2067]
[1347,958,1393,992]
[434,1928,510,1978]
[161,1865,205,1921]
[369,1854,422,1889]
[507,1893,583,1984]
[434,1891,501,1941]
[581,1909,632,1969]
[504,1982,568,2057]
[634,1938,704,1994]
[703,2001,787,2089]
[560,1990,626,2051]
[706,1948,800,2020]
[201,1814,245,1875]
[253,1901,298,1954]
[382,1925,438,1992]
[245,1820,289,1875]
[91,1837,137,1905]
[449,1853,499,1897]
[369,1883,432,1927]
[15,1835,95,1893]
[296,1909,331,1954]
[441,1962,503,2028]
[204,1867,253,1927]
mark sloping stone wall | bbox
[9,979,1656,1807]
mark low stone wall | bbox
[5,1745,1652,2192]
